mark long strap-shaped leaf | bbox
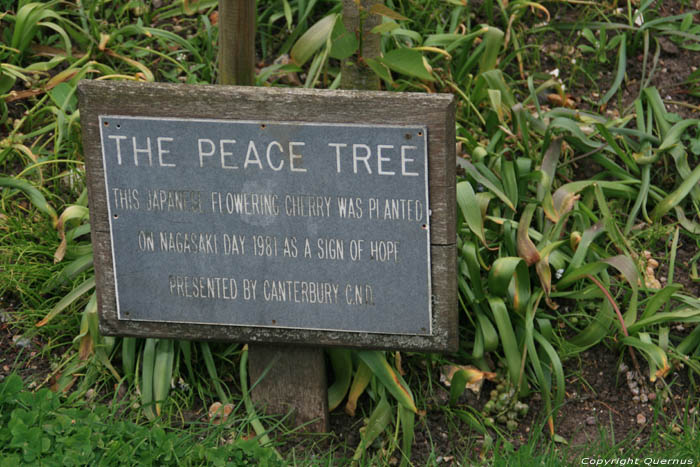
[457,182,487,247]
[352,395,392,462]
[327,348,353,412]
[153,339,175,416]
[651,163,700,222]
[489,257,530,315]
[345,360,373,417]
[559,255,638,326]
[357,350,417,413]
[141,338,157,420]
[0,176,57,225]
[36,276,95,327]
[487,297,523,394]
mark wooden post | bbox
[247,345,329,432]
[218,0,329,432]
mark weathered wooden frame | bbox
[78,80,457,352]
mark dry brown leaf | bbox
[440,364,497,394]
[98,33,110,51]
[546,93,576,109]
[208,402,234,424]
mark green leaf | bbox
[327,349,353,411]
[517,203,539,266]
[460,160,515,211]
[345,360,372,416]
[352,395,392,462]
[368,4,410,21]
[0,72,16,94]
[371,21,400,34]
[364,57,393,83]
[47,82,76,110]
[153,339,175,416]
[487,297,523,393]
[658,119,700,152]
[200,342,228,405]
[36,276,95,327]
[357,350,417,412]
[379,48,434,82]
[329,16,358,60]
[599,33,626,106]
[629,308,700,334]
[640,284,682,320]
[0,177,57,226]
[0,374,23,399]
[122,337,138,380]
[398,404,414,467]
[489,257,530,314]
[457,181,486,246]
[290,14,336,66]
[141,338,157,420]
[621,336,670,381]
[478,26,504,74]
[461,241,486,301]
[650,163,700,222]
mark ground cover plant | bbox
[1,0,699,464]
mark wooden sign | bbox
[78,80,457,352]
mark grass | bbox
[0,373,283,466]
[1,0,700,464]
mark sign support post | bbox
[218,0,329,431]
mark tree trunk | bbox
[218,0,256,85]
[340,0,382,90]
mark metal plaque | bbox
[99,115,431,335]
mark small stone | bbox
[586,416,596,426]
[636,413,646,424]
[630,387,640,396]
[640,393,648,403]
[658,37,679,55]
[12,335,31,348]
[633,395,640,403]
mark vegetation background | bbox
[1,0,700,464]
